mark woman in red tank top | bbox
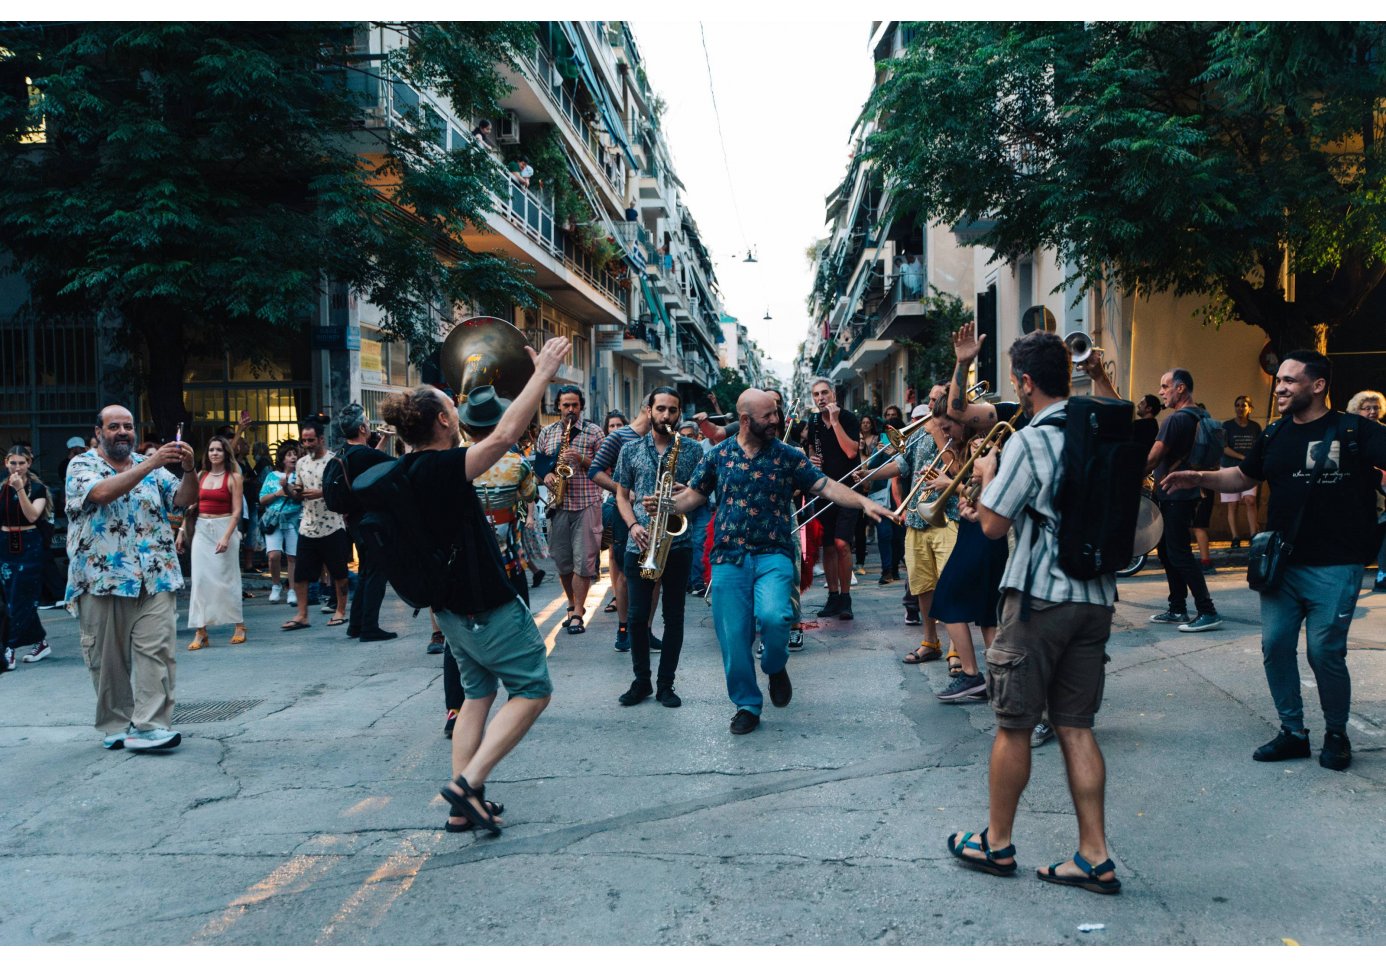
[176,436,246,649]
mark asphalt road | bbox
[2,557,1384,945]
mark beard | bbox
[105,437,133,461]
[747,416,779,442]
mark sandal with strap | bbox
[1037,851,1122,895]
[903,641,942,664]
[947,828,1017,876]
[565,614,586,635]
[440,774,502,835]
[444,785,505,833]
[945,646,963,675]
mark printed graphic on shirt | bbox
[1297,440,1342,481]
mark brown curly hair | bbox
[379,386,450,448]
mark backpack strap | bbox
[1016,412,1064,621]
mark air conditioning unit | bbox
[498,111,520,145]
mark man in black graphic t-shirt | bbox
[1165,351,1386,772]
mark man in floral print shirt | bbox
[65,405,199,752]
[675,389,890,735]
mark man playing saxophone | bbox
[614,387,703,708]
[536,385,605,634]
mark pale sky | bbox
[630,21,876,382]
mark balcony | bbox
[871,273,930,341]
[616,320,666,365]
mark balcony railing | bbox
[561,232,626,306]
[871,272,925,338]
[497,175,561,258]
[522,42,625,195]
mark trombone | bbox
[889,437,960,519]
[915,409,1023,528]
[884,380,988,451]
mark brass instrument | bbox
[1065,332,1122,397]
[890,437,958,519]
[440,316,536,402]
[638,429,689,579]
[549,414,576,509]
[917,409,1022,527]
[884,380,989,451]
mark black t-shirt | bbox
[994,401,1032,433]
[1,479,47,528]
[1221,418,1262,468]
[1153,408,1199,500]
[402,447,517,615]
[810,408,861,480]
[1240,412,1386,566]
[1132,417,1159,456]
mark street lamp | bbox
[762,307,772,320]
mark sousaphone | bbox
[440,316,535,402]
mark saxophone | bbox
[549,415,576,510]
[638,429,689,580]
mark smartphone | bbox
[240,409,250,422]
[174,422,183,443]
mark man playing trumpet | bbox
[614,387,704,708]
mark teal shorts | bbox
[435,597,552,700]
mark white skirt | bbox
[187,516,244,629]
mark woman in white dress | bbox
[178,436,246,649]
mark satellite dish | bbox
[1021,305,1057,334]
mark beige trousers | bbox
[77,590,177,734]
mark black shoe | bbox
[426,633,446,655]
[619,679,653,706]
[904,607,921,626]
[877,574,893,585]
[1320,731,1352,771]
[531,569,546,588]
[787,628,804,652]
[729,709,760,734]
[360,630,398,642]
[1252,727,1311,762]
[649,634,663,653]
[656,686,681,708]
[347,627,360,638]
[768,668,792,708]
[816,592,842,618]
[838,594,853,620]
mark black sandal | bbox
[443,786,505,833]
[565,614,586,634]
[1037,852,1122,895]
[947,828,1017,876]
[440,774,502,835]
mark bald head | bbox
[737,389,780,444]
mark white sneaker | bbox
[21,641,51,663]
[812,563,824,577]
[268,583,282,603]
[124,727,182,751]
[287,589,298,607]
[850,572,858,586]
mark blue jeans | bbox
[1260,563,1363,734]
[875,515,897,575]
[711,553,795,715]
[1,530,47,648]
[686,505,713,589]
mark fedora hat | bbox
[459,384,510,428]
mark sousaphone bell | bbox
[440,316,535,402]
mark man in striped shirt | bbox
[946,331,1121,895]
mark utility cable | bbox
[699,23,749,251]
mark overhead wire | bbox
[698,22,750,252]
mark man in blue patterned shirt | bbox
[674,389,890,735]
[614,387,704,708]
[66,405,199,753]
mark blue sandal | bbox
[1037,852,1122,895]
[947,828,1017,876]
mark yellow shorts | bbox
[906,521,959,596]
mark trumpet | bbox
[884,380,989,450]
[916,409,1022,528]
[889,437,959,519]
[1066,332,1122,397]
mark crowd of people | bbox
[3,323,1385,895]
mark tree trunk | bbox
[136,309,191,443]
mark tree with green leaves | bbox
[866,22,1386,353]
[0,21,539,434]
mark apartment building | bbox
[0,21,727,466]
[719,313,765,387]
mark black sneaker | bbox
[787,628,804,652]
[904,607,921,626]
[656,686,682,708]
[837,594,853,620]
[1252,727,1311,762]
[1320,731,1352,771]
[768,668,792,708]
[937,672,987,703]
[426,632,446,655]
[531,569,546,589]
[877,574,894,585]
[729,709,760,734]
[649,634,663,654]
[619,679,653,706]
[816,592,842,618]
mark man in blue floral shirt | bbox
[66,405,199,752]
[674,389,890,735]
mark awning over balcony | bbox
[560,22,638,170]
[639,274,672,336]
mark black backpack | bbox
[1032,396,1146,580]
[320,451,356,516]
[350,457,456,611]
